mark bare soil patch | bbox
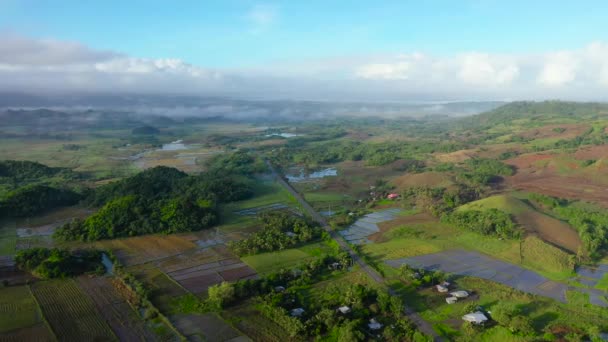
[505,153,555,170]
[393,171,453,190]
[434,149,475,163]
[574,145,608,160]
[161,246,257,294]
[507,173,608,208]
[171,313,242,342]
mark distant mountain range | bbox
[0,92,504,121]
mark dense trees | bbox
[442,208,519,239]
[272,139,465,169]
[0,160,83,217]
[229,212,322,256]
[205,150,267,175]
[457,158,514,186]
[131,126,160,135]
[15,248,104,279]
[0,185,81,217]
[55,166,253,241]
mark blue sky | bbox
[2,0,607,67]
[1,1,608,100]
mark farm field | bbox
[158,246,257,295]
[222,301,298,342]
[75,276,159,341]
[30,279,116,341]
[171,313,246,342]
[242,240,336,274]
[0,285,46,336]
[96,234,198,266]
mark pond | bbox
[101,253,114,275]
[286,167,338,183]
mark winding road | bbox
[266,161,442,341]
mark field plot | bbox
[76,276,158,341]
[127,264,187,312]
[0,286,44,335]
[171,313,245,342]
[222,302,294,342]
[160,246,256,294]
[0,221,16,256]
[96,234,197,266]
[31,279,116,341]
[0,324,55,342]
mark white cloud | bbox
[356,62,411,80]
[537,51,578,87]
[4,32,608,101]
[458,53,519,86]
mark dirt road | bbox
[266,160,442,341]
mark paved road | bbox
[266,161,442,341]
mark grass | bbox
[303,192,346,203]
[242,240,335,274]
[596,273,608,291]
[0,221,16,256]
[0,285,41,333]
[220,180,300,227]
[457,194,530,215]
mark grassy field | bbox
[0,286,41,333]
[242,240,336,274]
[0,220,16,256]
[219,179,300,229]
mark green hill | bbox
[457,194,582,253]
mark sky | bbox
[2,0,608,101]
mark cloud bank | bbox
[3,33,608,101]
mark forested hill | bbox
[458,101,608,129]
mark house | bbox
[436,284,449,293]
[329,262,341,270]
[387,193,399,200]
[462,311,488,325]
[441,281,451,287]
[450,290,469,298]
[337,306,351,314]
[446,297,458,304]
[291,308,305,317]
[368,318,383,330]
[274,286,286,292]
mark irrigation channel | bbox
[265,160,443,341]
